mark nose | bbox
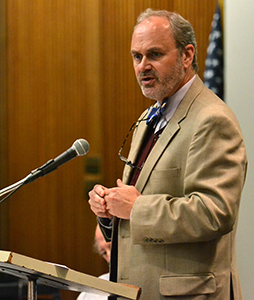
[105,249,110,263]
[137,56,152,73]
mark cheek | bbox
[156,67,169,80]
[158,63,177,79]
[133,65,139,76]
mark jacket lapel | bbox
[122,117,149,184]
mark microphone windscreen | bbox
[73,139,90,156]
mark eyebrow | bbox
[147,47,163,52]
[130,47,164,55]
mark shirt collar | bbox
[154,75,196,132]
[164,74,196,122]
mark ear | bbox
[182,44,195,69]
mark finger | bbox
[94,184,107,198]
[104,194,111,208]
[88,199,107,215]
[116,179,125,187]
[89,196,106,210]
[89,186,107,206]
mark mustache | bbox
[138,71,158,81]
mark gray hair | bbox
[135,8,199,73]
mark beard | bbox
[138,55,185,101]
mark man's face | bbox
[96,226,111,263]
[131,16,185,103]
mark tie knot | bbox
[146,98,168,125]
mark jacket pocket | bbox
[150,168,181,180]
[145,168,182,195]
[159,273,216,296]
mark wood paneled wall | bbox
[0,1,216,299]
[100,0,217,188]
[1,1,104,298]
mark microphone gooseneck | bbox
[23,138,90,185]
[0,138,90,204]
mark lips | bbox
[140,76,156,86]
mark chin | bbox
[142,90,164,102]
[142,88,156,100]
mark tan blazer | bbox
[113,76,247,299]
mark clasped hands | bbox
[88,179,141,220]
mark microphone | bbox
[23,138,90,185]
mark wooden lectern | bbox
[0,251,141,300]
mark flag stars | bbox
[203,4,224,100]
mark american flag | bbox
[203,2,224,100]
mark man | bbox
[88,8,247,300]
[77,224,110,300]
[93,223,111,264]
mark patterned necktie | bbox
[146,98,168,125]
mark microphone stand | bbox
[0,175,30,204]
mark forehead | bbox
[131,16,175,51]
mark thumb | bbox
[116,179,125,188]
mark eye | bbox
[151,52,162,59]
[133,53,142,62]
[99,250,107,257]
